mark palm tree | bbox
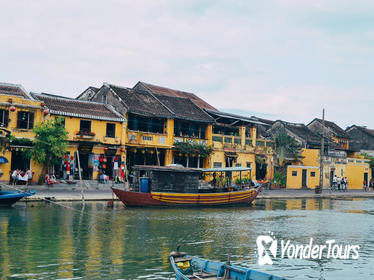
[274,132,303,170]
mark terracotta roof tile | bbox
[0,82,30,99]
[31,92,125,122]
[137,82,217,111]
[108,85,174,118]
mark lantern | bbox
[120,148,125,152]
[9,106,16,112]
[141,150,145,154]
[133,149,137,153]
[8,98,12,103]
[43,109,49,115]
[41,102,45,107]
[149,150,154,154]
[178,153,182,156]
[102,164,106,169]
[104,147,108,151]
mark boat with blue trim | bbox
[169,250,286,280]
[0,189,36,206]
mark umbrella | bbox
[0,156,9,164]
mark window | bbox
[17,111,34,129]
[234,138,241,144]
[224,137,232,143]
[80,120,91,132]
[236,163,242,167]
[213,162,222,168]
[292,171,298,176]
[142,136,153,141]
[246,162,252,168]
[256,140,265,147]
[106,123,115,138]
[212,135,223,142]
[311,172,316,177]
[0,109,9,127]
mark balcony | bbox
[127,130,169,147]
[75,131,95,140]
[174,136,207,145]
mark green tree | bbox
[32,118,68,175]
[274,132,303,168]
[361,153,374,177]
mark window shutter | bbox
[4,110,9,127]
[17,111,22,128]
[29,112,34,129]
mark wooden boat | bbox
[0,190,36,206]
[112,165,263,207]
[169,252,286,280]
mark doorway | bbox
[302,169,307,188]
[11,150,30,172]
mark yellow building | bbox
[204,110,274,182]
[78,82,215,169]
[286,148,371,189]
[0,83,44,182]
[31,92,126,181]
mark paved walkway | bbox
[258,188,374,199]
[2,182,374,202]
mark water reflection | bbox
[0,198,373,279]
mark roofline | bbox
[75,86,100,100]
[205,109,269,126]
[308,118,350,138]
[31,92,126,122]
[346,125,374,138]
[0,82,34,100]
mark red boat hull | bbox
[111,186,262,207]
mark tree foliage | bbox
[32,118,68,170]
[274,132,303,167]
[174,142,213,158]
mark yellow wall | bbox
[301,148,320,166]
[346,159,371,189]
[0,94,43,182]
[286,166,320,189]
[50,115,123,146]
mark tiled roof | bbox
[347,125,374,138]
[277,121,321,144]
[135,82,217,111]
[205,109,269,126]
[107,84,174,118]
[313,118,349,138]
[31,92,125,122]
[154,94,214,123]
[0,82,31,99]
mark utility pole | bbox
[315,109,325,194]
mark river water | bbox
[0,198,373,279]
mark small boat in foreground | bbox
[112,165,263,207]
[0,190,36,206]
[169,251,286,280]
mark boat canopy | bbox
[199,167,251,172]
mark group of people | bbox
[332,175,348,192]
[11,169,33,186]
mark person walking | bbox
[363,179,368,192]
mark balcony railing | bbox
[127,130,169,146]
[174,136,207,145]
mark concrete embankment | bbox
[3,184,374,202]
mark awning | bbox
[0,156,9,164]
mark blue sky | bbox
[1,0,373,129]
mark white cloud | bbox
[0,0,373,127]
